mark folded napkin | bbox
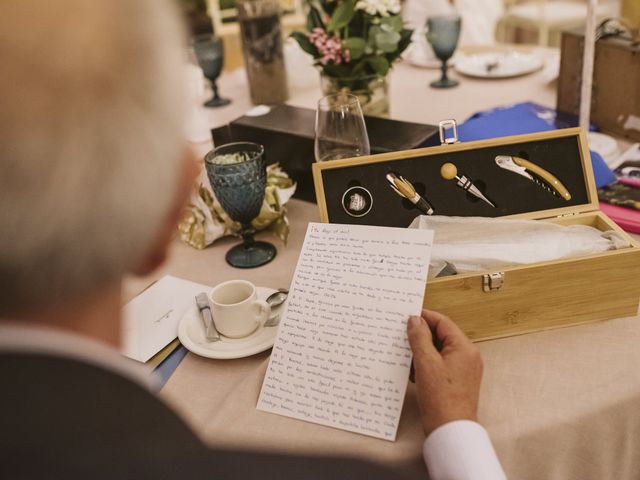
[178,163,296,249]
[409,215,630,278]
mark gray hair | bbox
[0,0,188,314]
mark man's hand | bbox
[407,309,483,437]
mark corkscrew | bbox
[495,155,572,201]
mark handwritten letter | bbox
[257,223,433,441]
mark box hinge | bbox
[482,272,505,292]
[556,212,578,218]
[439,119,460,145]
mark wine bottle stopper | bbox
[440,162,458,180]
[440,162,496,208]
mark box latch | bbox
[438,119,460,145]
[482,272,505,292]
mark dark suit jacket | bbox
[0,352,404,479]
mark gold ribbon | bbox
[178,163,294,250]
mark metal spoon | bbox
[264,289,288,327]
[266,289,288,307]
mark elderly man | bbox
[0,0,504,478]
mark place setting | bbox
[178,279,288,360]
[454,50,545,79]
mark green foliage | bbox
[366,55,389,76]
[342,37,366,59]
[307,5,325,30]
[290,31,318,56]
[370,25,401,53]
[290,0,413,79]
[386,28,413,63]
[326,0,356,32]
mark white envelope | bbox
[122,275,210,362]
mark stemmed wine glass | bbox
[314,93,371,162]
[426,14,462,89]
[192,33,231,108]
[205,142,276,268]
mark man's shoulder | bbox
[0,352,406,480]
[0,351,206,478]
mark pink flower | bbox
[307,28,350,65]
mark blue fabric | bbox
[154,345,188,387]
[457,102,616,188]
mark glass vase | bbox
[236,0,289,105]
[320,74,390,118]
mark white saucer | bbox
[454,51,543,79]
[178,286,284,360]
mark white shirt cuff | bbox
[423,420,507,480]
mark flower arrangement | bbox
[291,0,413,81]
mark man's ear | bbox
[131,149,200,276]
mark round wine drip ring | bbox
[341,186,373,218]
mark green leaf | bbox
[374,30,401,53]
[327,0,356,32]
[290,31,318,56]
[380,15,404,32]
[351,58,368,76]
[322,63,351,78]
[307,6,325,30]
[396,28,413,54]
[385,28,413,64]
[342,37,366,60]
[367,56,389,76]
[367,25,381,48]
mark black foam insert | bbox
[320,136,590,227]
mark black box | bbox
[211,104,439,202]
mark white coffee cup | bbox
[210,280,271,338]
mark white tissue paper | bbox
[409,215,630,278]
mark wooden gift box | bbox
[312,128,640,341]
[557,28,640,142]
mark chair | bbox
[496,0,619,46]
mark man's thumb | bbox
[407,315,438,360]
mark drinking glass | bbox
[236,0,289,105]
[426,14,462,89]
[205,142,276,268]
[314,93,371,162]
[192,33,231,108]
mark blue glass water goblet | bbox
[193,33,231,108]
[426,15,462,89]
[205,142,276,268]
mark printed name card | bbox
[257,223,433,440]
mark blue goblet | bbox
[205,142,276,268]
[193,33,231,108]
[426,14,461,89]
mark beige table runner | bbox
[148,199,640,480]
[161,312,640,480]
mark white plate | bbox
[178,286,283,360]
[454,51,544,79]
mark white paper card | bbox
[257,223,433,440]
[122,275,210,362]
